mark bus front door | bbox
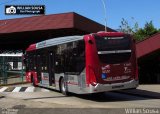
[48,51,55,86]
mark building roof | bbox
[0,12,114,34]
[0,12,114,50]
[0,13,73,34]
[136,32,160,59]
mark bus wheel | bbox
[60,78,68,95]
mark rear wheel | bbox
[60,78,68,95]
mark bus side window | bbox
[55,45,65,73]
[41,53,48,72]
[75,41,85,73]
[28,53,34,71]
[55,54,64,73]
[64,40,85,74]
[33,55,36,70]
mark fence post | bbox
[2,56,8,84]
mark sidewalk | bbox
[117,85,160,99]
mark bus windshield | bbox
[94,35,132,64]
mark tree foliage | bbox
[119,18,160,41]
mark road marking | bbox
[25,87,35,92]
[0,87,8,92]
[4,87,15,92]
[12,87,22,92]
[0,86,51,92]
[19,87,28,92]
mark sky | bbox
[0,0,160,30]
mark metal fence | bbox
[0,51,25,85]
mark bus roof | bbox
[26,35,83,51]
[26,32,127,52]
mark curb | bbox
[0,82,30,87]
[115,90,160,99]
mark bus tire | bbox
[60,78,68,95]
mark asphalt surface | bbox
[0,84,160,114]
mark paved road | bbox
[0,84,160,109]
[0,85,50,92]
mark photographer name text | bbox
[125,108,159,114]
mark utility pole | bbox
[101,0,107,32]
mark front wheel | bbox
[60,78,68,95]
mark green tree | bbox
[119,18,134,34]
[119,18,159,41]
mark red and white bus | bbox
[25,32,138,95]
